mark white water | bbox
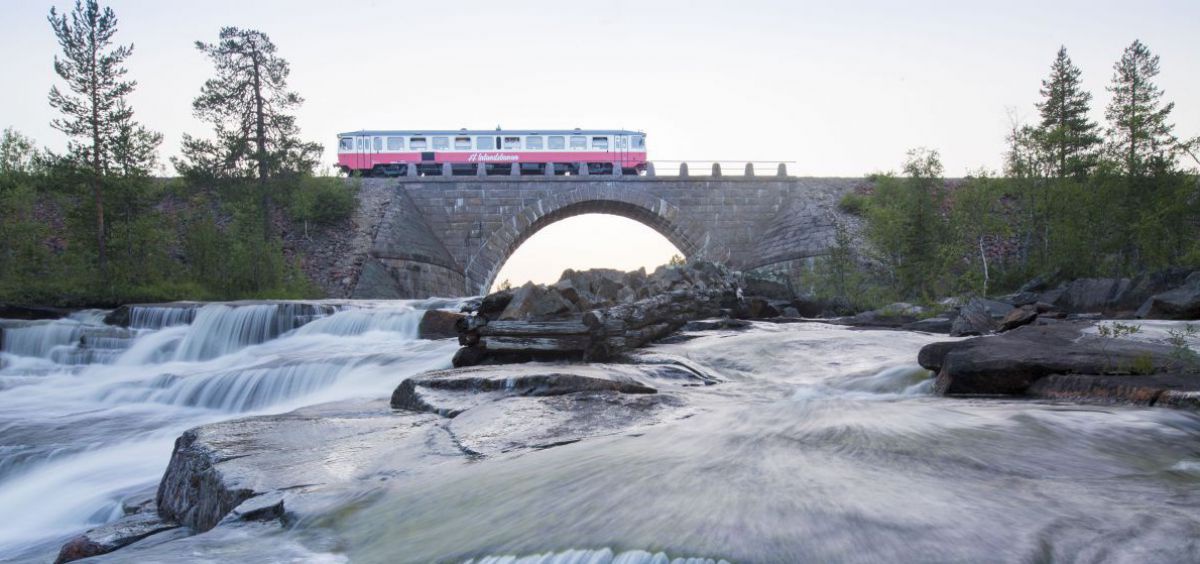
[0,300,461,558]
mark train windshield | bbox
[633,136,645,150]
[339,137,353,151]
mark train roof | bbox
[338,129,644,137]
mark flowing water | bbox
[0,300,461,560]
[2,306,1199,563]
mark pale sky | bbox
[2,0,1196,288]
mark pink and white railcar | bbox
[336,129,647,177]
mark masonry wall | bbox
[341,176,865,299]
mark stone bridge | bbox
[343,176,864,299]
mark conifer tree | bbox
[47,0,158,273]
[181,27,321,238]
[1036,46,1099,177]
[1105,40,1176,176]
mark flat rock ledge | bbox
[918,322,1200,406]
[391,364,659,417]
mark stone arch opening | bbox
[465,195,711,295]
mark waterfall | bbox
[0,298,464,556]
[171,302,341,362]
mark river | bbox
[2,303,1199,562]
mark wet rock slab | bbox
[919,322,1200,404]
[391,364,666,416]
[156,400,450,533]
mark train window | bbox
[548,136,565,150]
[633,136,645,150]
[373,137,383,151]
[386,137,403,151]
[526,136,543,150]
[339,138,353,151]
[476,136,494,150]
[454,137,471,150]
[591,137,608,150]
[569,136,587,149]
[432,137,449,150]
[410,137,427,150]
[502,136,521,149]
[615,136,628,149]
[355,137,366,150]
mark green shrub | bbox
[838,192,869,216]
[289,177,358,227]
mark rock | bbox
[903,317,954,334]
[156,400,447,534]
[0,303,69,321]
[478,290,513,317]
[498,283,576,320]
[950,297,1014,336]
[843,302,927,328]
[737,297,780,319]
[417,309,464,340]
[391,365,658,417]
[1026,373,1200,406]
[999,305,1038,332]
[54,509,179,563]
[919,322,1186,397]
[1137,272,1200,320]
[742,275,793,300]
[781,306,801,318]
[1050,278,1132,314]
[683,318,752,331]
[790,295,826,318]
[997,291,1040,307]
[1018,274,1054,293]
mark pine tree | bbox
[181,27,321,239]
[1105,40,1176,176]
[1036,46,1100,177]
[47,0,157,274]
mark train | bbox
[336,128,647,177]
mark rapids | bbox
[0,300,460,560]
[2,305,1199,563]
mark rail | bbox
[645,160,796,177]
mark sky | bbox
[2,0,1197,287]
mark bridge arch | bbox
[463,186,717,295]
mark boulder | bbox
[998,305,1038,332]
[497,283,576,320]
[0,304,69,321]
[742,275,793,300]
[417,309,464,340]
[903,316,954,334]
[949,297,1014,336]
[919,322,1186,397]
[1137,272,1200,320]
[55,509,179,563]
[1051,278,1131,313]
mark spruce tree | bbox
[1036,46,1099,177]
[47,0,158,274]
[1105,40,1176,176]
[181,27,321,239]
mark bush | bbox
[289,177,358,227]
[838,192,869,216]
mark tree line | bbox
[0,0,355,306]
[808,41,1198,310]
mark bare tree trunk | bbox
[90,27,107,279]
[978,236,990,296]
